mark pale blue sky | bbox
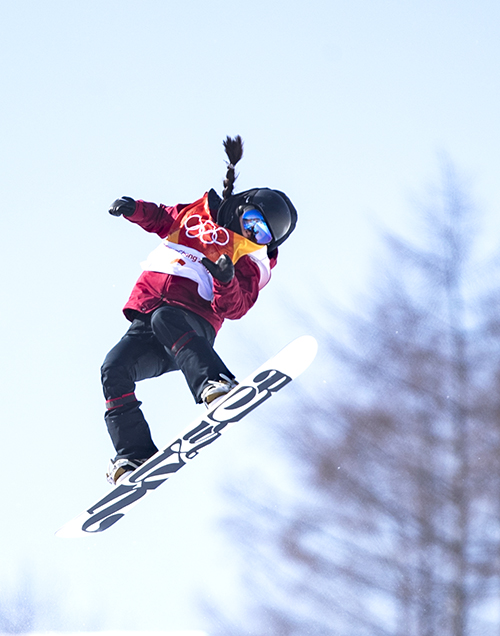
[1,0,499,632]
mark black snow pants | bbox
[101,305,234,462]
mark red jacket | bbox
[122,194,277,333]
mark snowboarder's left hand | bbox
[202,254,235,284]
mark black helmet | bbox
[217,187,298,251]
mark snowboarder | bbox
[101,136,298,485]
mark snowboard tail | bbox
[56,335,317,538]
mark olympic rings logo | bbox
[183,214,230,246]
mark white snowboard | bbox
[56,335,318,538]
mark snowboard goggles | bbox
[241,208,273,245]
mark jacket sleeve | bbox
[125,200,187,239]
[211,255,263,320]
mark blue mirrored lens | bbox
[241,209,273,245]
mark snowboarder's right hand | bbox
[109,197,136,217]
[201,254,235,284]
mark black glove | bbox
[202,254,235,284]
[109,196,136,217]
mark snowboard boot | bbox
[106,458,145,486]
[201,374,238,408]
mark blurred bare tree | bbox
[0,569,97,634]
[0,574,36,634]
[206,161,500,635]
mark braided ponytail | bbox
[222,135,244,200]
